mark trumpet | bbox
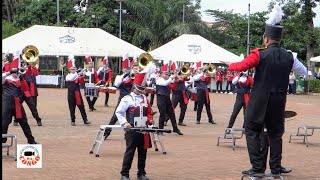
[77,68,87,76]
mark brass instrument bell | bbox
[21,45,39,68]
[138,53,153,71]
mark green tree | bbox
[2,20,21,39]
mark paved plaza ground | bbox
[2,88,320,180]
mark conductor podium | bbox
[89,125,171,157]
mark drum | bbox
[98,86,117,94]
[189,88,197,101]
[98,86,109,93]
[107,87,117,94]
[145,87,155,94]
[85,83,99,97]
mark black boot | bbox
[36,118,42,126]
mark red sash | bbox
[14,97,22,119]
[30,82,36,96]
[75,90,82,105]
[244,94,249,106]
[205,89,210,104]
[144,132,152,149]
[182,90,189,104]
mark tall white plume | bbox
[265,4,284,25]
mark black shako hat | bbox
[264,4,284,40]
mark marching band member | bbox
[145,69,157,106]
[10,50,43,127]
[215,66,223,93]
[2,58,38,144]
[66,59,91,126]
[84,56,100,111]
[171,67,190,126]
[104,58,137,139]
[97,56,113,107]
[226,71,253,129]
[222,5,307,176]
[2,53,11,72]
[192,67,216,125]
[225,70,235,94]
[156,64,183,135]
[116,72,153,180]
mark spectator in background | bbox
[288,71,295,94]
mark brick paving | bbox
[2,88,320,180]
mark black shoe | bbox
[84,121,91,125]
[196,121,200,124]
[105,104,109,107]
[28,141,38,144]
[280,167,292,174]
[120,176,131,180]
[13,121,19,126]
[173,129,183,135]
[71,122,76,126]
[137,175,149,180]
[178,122,186,126]
[92,107,97,110]
[89,109,94,112]
[37,119,42,126]
[242,169,265,177]
[152,111,157,116]
[209,120,217,124]
[164,121,168,126]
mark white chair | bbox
[2,134,17,161]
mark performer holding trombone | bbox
[97,56,113,107]
[171,64,190,126]
[192,64,216,124]
[66,58,91,126]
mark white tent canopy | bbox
[310,56,320,62]
[149,34,242,63]
[2,25,145,57]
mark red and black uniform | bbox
[155,76,182,134]
[228,44,294,174]
[227,74,253,128]
[2,72,36,144]
[2,61,11,73]
[215,71,223,93]
[194,74,214,124]
[66,73,88,123]
[172,77,189,125]
[84,68,100,111]
[225,71,235,93]
[24,65,39,106]
[97,67,113,106]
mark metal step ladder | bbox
[241,174,284,180]
[89,125,167,157]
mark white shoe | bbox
[229,92,233,95]
[220,92,223,94]
[216,92,218,94]
[224,92,227,94]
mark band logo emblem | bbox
[17,144,42,168]
[59,35,75,43]
[188,45,201,54]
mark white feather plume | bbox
[265,4,284,25]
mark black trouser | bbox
[121,131,147,177]
[2,96,35,143]
[157,94,179,130]
[149,94,155,106]
[14,96,41,123]
[216,81,223,92]
[245,94,285,174]
[196,89,213,122]
[225,81,233,93]
[85,96,98,109]
[104,92,110,105]
[227,93,246,128]
[32,96,37,108]
[172,93,187,123]
[68,92,88,122]
[261,129,269,172]
[194,101,198,111]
